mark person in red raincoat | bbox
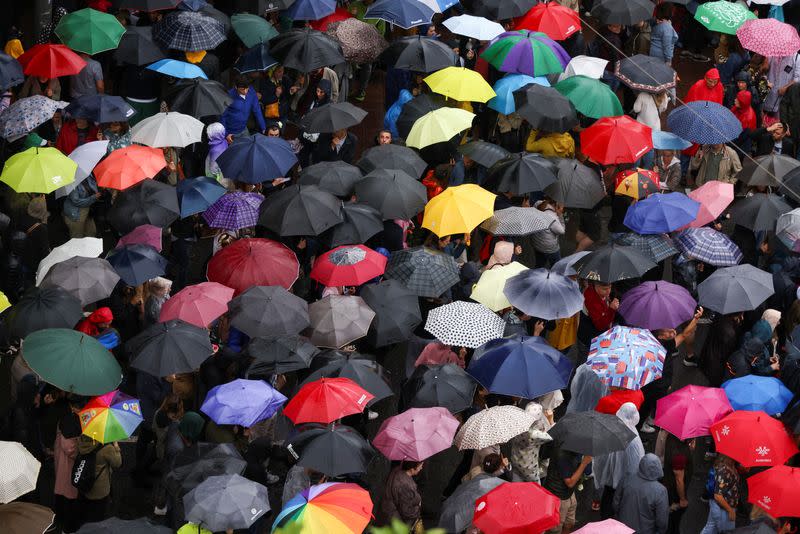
[685,68,724,104]
[75,307,113,337]
[731,90,758,155]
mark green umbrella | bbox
[55,8,126,55]
[0,147,77,194]
[694,1,756,35]
[22,329,122,396]
[231,13,279,48]
[554,75,623,119]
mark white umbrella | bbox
[55,140,109,199]
[443,14,505,41]
[424,301,505,348]
[36,237,104,286]
[750,0,790,5]
[454,405,538,450]
[0,441,41,503]
[131,111,204,148]
[558,55,608,82]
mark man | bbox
[314,128,358,164]
[699,454,740,533]
[69,52,104,99]
[221,76,266,141]
[689,143,742,187]
[751,122,795,157]
[763,52,800,117]
[377,129,392,145]
[543,445,592,534]
[614,453,669,534]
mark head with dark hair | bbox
[235,75,251,96]
[481,453,504,474]
[654,2,673,21]
[401,460,424,474]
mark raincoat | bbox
[685,68,724,104]
[613,453,669,534]
[593,403,645,491]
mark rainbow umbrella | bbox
[481,30,569,77]
[79,390,143,444]
[271,482,373,533]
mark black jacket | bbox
[314,132,358,164]
[751,127,795,157]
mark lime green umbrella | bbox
[554,75,623,119]
[407,107,476,149]
[694,1,756,35]
[232,13,279,48]
[23,329,122,396]
[0,147,77,194]
[55,8,126,55]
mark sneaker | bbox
[641,422,657,434]
[679,50,693,59]
[691,53,711,62]
[265,472,280,485]
[153,505,167,516]
[354,91,366,102]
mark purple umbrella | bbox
[200,378,287,428]
[481,30,570,77]
[619,281,697,331]
[202,191,264,231]
[372,407,459,461]
[116,224,163,252]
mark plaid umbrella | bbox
[326,18,388,64]
[0,95,68,141]
[479,206,551,235]
[202,192,263,231]
[154,11,226,52]
[384,246,460,298]
[612,233,678,263]
[674,228,743,266]
[424,301,505,348]
[667,101,743,145]
[587,326,666,390]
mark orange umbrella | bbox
[94,145,166,190]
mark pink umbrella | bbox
[574,519,634,534]
[116,224,163,252]
[415,342,463,368]
[159,282,234,328]
[688,181,734,228]
[654,384,733,440]
[737,18,800,58]
[373,407,459,461]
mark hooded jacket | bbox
[613,453,669,534]
[732,90,757,131]
[685,68,724,104]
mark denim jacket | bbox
[63,176,98,221]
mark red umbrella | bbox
[206,238,300,295]
[95,145,166,190]
[310,245,387,287]
[159,282,234,328]
[310,8,352,31]
[17,44,86,78]
[710,411,798,467]
[283,377,374,424]
[473,482,561,534]
[580,116,653,165]
[515,3,581,40]
[116,224,163,252]
[748,465,800,518]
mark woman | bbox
[19,75,61,100]
[75,436,122,526]
[510,402,553,483]
[731,90,757,156]
[54,396,83,533]
[99,121,132,152]
[685,68,724,105]
[378,460,423,529]
[531,199,565,268]
[63,175,99,238]
[143,277,172,327]
[56,118,99,155]
[205,122,229,188]
[655,149,682,191]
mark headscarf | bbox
[592,402,645,490]
[486,241,513,269]
[685,68,724,104]
[732,90,757,131]
[206,122,227,163]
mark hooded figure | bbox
[593,403,646,493]
[732,90,757,131]
[613,453,669,534]
[685,68,724,104]
[76,307,114,337]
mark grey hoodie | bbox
[613,453,669,534]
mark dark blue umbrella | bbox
[467,335,573,399]
[64,95,136,123]
[503,268,584,320]
[216,134,298,184]
[666,101,742,144]
[234,43,278,74]
[107,244,168,287]
[365,0,435,29]
[623,192,700,235]
[286,0,336,20]
[722,375,793,415]
[0,52,24,91]
[176,176,227,217]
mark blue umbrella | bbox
[147,58,208,80]
[673,227,743,266]
[365,0,435,29]
[0,52,24,91]
[64,94,136,123]
[201,378,287,427]
[488,74,550,115]
[234,43,278,74]
[286,0,336,20]
[435,0,460,10]
[652,131,691,150]
[216,134,299,185]
[467,335,573,399]
[624,192,701,235]
[179,0,208,10]
[666,101,742,144]
[503,268,584,320]
[176,176,227,218]
[722,375,793,415]
[107,244,168,287]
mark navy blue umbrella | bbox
[666,101,742,144]
[107,244,168,287]
[64,95,136,123]
[503,268,585,320]
[286,0,336,20]
[365,0,435,29]
[0,52,24,91]
[216,134,298,184]
[234,42,278,73]
[176,176,227,217]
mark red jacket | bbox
[583,286,616,332]
[56,120,98,155]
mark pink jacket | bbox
[54,430,79,499]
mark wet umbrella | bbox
[373,407,458,461]
[723,375,793,415]
[65,95,135,123]
[269,28,345,73]
[40,256,119,306]
[490,152,558,194]
[108,180,180,234]
[154,10,226,52]
[546,158,605,209]
[698,264,774,314]
[551,250,591,276]
[688,180,735,228]
[729,193,792,232]
[737,17,800,58]
[0,147,76,194]
[612,233,678,264]
[286,0,336,20]
[246,335,319,377]
[229,286,309,338]
[201,379,286,428]
[404,364,477,414]
[555,75,623,119]
[35,237,103,285]
[384,246,460,298]
[474,482,561,534]
[0,95,68,141]
[107,244,167,286]
[624,192,700,234]
[380,35,459,73]
[299,161,362,197]
[696,1,755,34]
[361,280,421,347]
[285,377,373,424]
[0,52,23,91]
[457,140,511,168]
[184,474,269,532]
[166,443,245,494]
[306,295,375,349]
[6,286,82,338]
[674,227,743,266]
[355,169,427,220]
[479,206,552,236]
[516,1,581,39]
[128,319,212,376]
[777,208,800,252]
[588,326,666,390]
[472,0,538,20]
[580,115,653,165]
[619,281,697,331]
[114,27,166,66]
[592,0,653,24]
[234,42,278,73]
[165,78,231,118]
[740,154,799,187]
[300,102,368,134]
[1,502,55,534]
[574,244,656,283]
[176,176,227,217]
[454,405,536,450]
[711,411,798,467]
[116,225,162,252]
[489,74,550,115]
[310,245,387,286]
[258,184,342,236]
[324,202,383,247]
[217,134,298,185]
[504,268,584,320]
[159,282,234,328]
[311,7,352,31]
[425,301,505,348]
[202,191,263,231]
[17,44,86,79]
[54,141,108,199]
[482,30,569,78]
[422,183,495,236]
[615,54,677,93]
[654,385,733,441]
[549,411,637,455]
[78,517,171,534]
[130,111,204,148]
[780,166,800,203]
[326,18,388,64]
[206,238,300,295]
[396,93,445,139]
[0,442,41,504]
[747,466,800,519]
[286,424,374,476]
[652,131,692,150]
[231,13,279,48]
[55,8,125,55]
[301,356,392,402]
[357,143,427,178]
[424,66,496,103]
[95,145,166,190]
[407,107,475,150]
[439,475,505,533]
[667,101,742,144]
[365,0,434,29]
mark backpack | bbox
[71,443,105,494]
[703,466,716,501]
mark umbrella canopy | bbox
[781,166,800,203]
[284,377,373,424]
[207,238,299,295]
[516,2,581,40]
[202,191,264,231]
[454,405,536,450]
[482,30,569,77]
[591,0,653,24]
[624,192,700,234]
[406,107,475,149]
[471,261,528,312]
[273,482,372,533]
[1,502,55,534]
[6,286,82,338]
[23,329,121,395]
[654,385,733,441]
[619,281,697,331]
[373,407,458,461]
[120,0,181,9]
[176,176,228,218]
[688,181,735,228]
[0,95,68,141]
[695,1,756,34]
[652,131,692,150]
[614,168,660,200]
[730,193,792,232]
[549,411,637,455]
[424,66,496,103]
[711,411,798,467]
[587,326,666,391]
[667,101,743,144]
[490,152,558,195]
[154,10,226,52]
[229,286,309,338]
[384,246,460,298]
[326,17,388,64]
[422,183,495,236]
[95,145,166,190]
[79,390,143,444]
[299,161,363,197]
[286,424,374,477]
[116,225,163,252]
[1,147,76,194]
[108,180,180,234]
[0,53,23,91]
[130,111,204,148]
[443,14,505,41]
[306,295,375,349]
[216,134,298,185]
[615,54,677,93]
[674,227,743,266]
[107,244,167,287]
[35,237,103,285]
[364,0,434,29]
[300,354,392,402]
[737,17,800,57]
[114,26,166,66]
[552,251,592,277]
[474,482,561,534]
[357,143,427,178]
[0,442,41,504]
[39,256,120,306]
[269,28,344,73]
[310,245,387,287]
[425,301,505,348]
[698,264,774,314]
[546,158,605,209]
[555,75,624,118]
[457,140,511,169]
[184,474,269,532]
[128,319,213,376]
[574,520,635,534]
[722,375,793,415]
[504,267,585,320]
[65,95,135,123]
[560,54,608,81]
[439,476,505,533]
[80,518,171,534]
[201,379,286,428]
[580,115,653,164]
[747,466,800,519]
[285,0,335,20]
[234,42,278,74]
[159,282,234,328]
[165,78,231,118]
[231,13,279,48]
[405,364,477,414]
[299,102,368,134]
[56,8,125,55]
[739,154,799,187]
[361,280,422,348]
[479,206,552,236]
[17,44,85,78]
[489,74,550,115]
[311,7,354,32]
[246,335,319,377]
[397,93,445,139]
[380,35,459,73]
[355,169,427,219]
[258,184,343,236]
[472,0,536,19]
[777,208,800,252]
[574,243,656,283]
[615,230,678,262]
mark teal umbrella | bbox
[554,75,623,119]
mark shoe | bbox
[691,53,711,62]
[641,422,657,434]
[265,472,280,485]
[679,50,693,58]
[354,91,366,102]
[367,410,379,420]
[153,505,167,516]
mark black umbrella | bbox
[77,517,173,534]
[513,83,578,132]
[309,349,375,371]
[384,246,460,298]
[324,202,384,247]
[592,0,653,25]
[269,28,345,73]
[165,78,231,118]
[615,54,677,93]
[361,280,422,348]
[128,319,213,376]
[166,454,247,495]
[114,27,166,66]
[299,102,368,134]
[740,154,799,187]
[489,152,558,195]
[258,184,343,236]
[780,166,800,202]
[6,286,82,339]
[396,93,445,139]
[545,158,606,209]
[548,411,637,456]
[299,161,363,197]
[65,95,136,123]
[229,286,310,338]
[39,256,120,306]
[300,357,393,402]
[108,180,180,234]
[246,335,320,378]
[0,52,24,90]
[404,364,477,414]
[234,42,278,74]
[357,144,427,179]
[106,244,167,287]
[729,193,792,232]
[380,36,460,74]
[457,140,511,168]
[573,243,657,283]
[470,0,537,20]
[286,423,375,476]
[355,169,427,220]
[261,0,296,11]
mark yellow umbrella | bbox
[424,67,496,103]
[423,184,496,237]
[178,523,212,534]
[0,147,77,194]
[406,107,476,149]
[471,261,528,311]
[0,291,9,313]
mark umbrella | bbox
[258,184,342,236]
[781,166,800,203]
[730,193,792,231]
[55,141,109,199]
[55,8,125,55]
[306,295,375,349]
[489,74,550,115]
[285,0,335,20]
[0,147,76,194]
[574,243,656,283]
[674,227,743,266]
[165,78,231,118]
[422,183,495,236]
[176,176,226,218]
[154,10,226,52]
[549,411,637,455]
[574,520,635,534]
[737,18,800,57]
[652,131,692,150]
[479,206,552,235]
[722,375,793,415]
[777,208,800,252]
[166,443,245,495]
[624,192,700,234]
[184,474,269,532]
[300,102,368,134]
[439,476,505,533]
[384,246,459,298]
[159,282,234,328]
[107,244,167,287]
[740,154,799,187]
[364,0,434,29]
[79,390,143,444]
[216,134,297,185]
[425,301,505,349]
[202,192,264,231]
[612,233,678,264]
[234,42,278,74]
[284,377,373,424]
[619,281,697,331]
[310,245,387,287]
[555,75,624,119]
[667,101,743,144]
[355,169,427,220]
[0,53,23,91]
[131,111,204,148]
[229,286,309,338]
[374,407,458,462]
[300,356,392,402]
[273,482,372,533]
[35,237,103,285]
[6,286,82,338]
[299,161,362,197]
[443,14,505,41]
[286,424,374,477]
[207,238,299,295]
[108,180,180,234]
[454,405,536,450]
[474,482,561,534]
[688,181,735,228]
[114,27,166,66]
[546,158,605,209]
[325,202,384,248]
[560,54,608,81]
[470,261,527,312]
[231,13,279,48]
[654,385,733,441]
[128,319,212,376]
[23,329,121,395]
[695,1,756,34]
[357,143,427,178]
[117,224,165,251]
[457,140,511,169]
[614,168,660,200]
[504,268,585,320]
[472,0,537,19]
[614,54,677,93]
[516,2,581,40]
[711,411,798,467]
[119,0,181,9]
[247,335,318,377]
[40,256,120,306]
[481,30,569,78]
[0,442,40,503]
[1,502,55,534]
[269,28,344,73]
[698,264,774,314]
[17,44,85,78]
[362,280,422,348]
[490,152,558,195]
[95,145,166,190]
[201,379,286,428]
[587,325,666,390]
[405,364,477,414]
[79,518,171,534]
[326,18,388,64]
[380,36,459,73]
[0,95,68,141]
[424,66,496,103]
[580,115,653,165]
[64,95,135,123]
[552,251,592,277]
[396,93,445,139]
[591,0,653,25]
[406,107,475,149]
[747,465,800,518]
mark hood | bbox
[396,89,414,107]
[638,453,663,481]
[735,90,752,108]
[317,78,332,98]
[735,70,751,83]
[749,319,773,344]
[88,307,113,324]
[705,68,721,81]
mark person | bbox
[689,143,742,187]
[700,455,740,534]
[525,129,575,158]
[63,175,100,238]
[314,128,358,164]
[731,90,757,155]
[531,199,565,268]
[76,307,114,336]
[578,281,618,348]
[751,121,795,157]
[220,76,266,140]
[56,117,99,155]
[260,64,291,121]
[69,52,104,99]
[685,68,724,104]
[594,24,625,91]
[510,401,553,484]
[378,460,423,529]
[655,149,682,191]
[763,52,800,117]
[143,277,172,327]
[377,129,393,145]
[613,453,668,534]
[205,122,229,186]
[649,3,678,66]
[75,436,122,526]
[17,196,50,279]
[543,445,592,534]
[186,50,219,82]
[53,396,84,533]
[633,91,668,132]
[19,75,61,100]
[99,121,132,152]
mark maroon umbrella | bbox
[206,238,299,295]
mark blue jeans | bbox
[700,501,735,534]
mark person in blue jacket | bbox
[221,75,266,141]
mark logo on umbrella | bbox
[756,445,771,457]
[759,495,772,510]
[51,175,63,185]
[720,425,730,436]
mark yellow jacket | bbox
[525,130,575,158]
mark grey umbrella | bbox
[729,193,792,232]
[246,335,320,377]
[300,357,393,402]
[504,268,584,320]
[305,295,376,349]
[439,475,505,533]
[183,474,269,533]
[490,152,558,195]
[5,286,83,339]
[545,158,606,209]
[127,319,213,376]
[355,169,427,220]
[573,244,656,283]
[360,280,422,347]
[228,285,309,338]
[324,201,384,247]
[166,454,246,495]
[357,144,427,178]
[299,102,368,133]
[698,264,774,314]
[298,161,363,197]
[457,140,511,168]
[384,246,460,298]
[551,250,591,276]
[258,184,343,237]
[739,154,799,187]
[286,423,375,476]
[548,411,636,456]
[39,256,120,306]
[479,207,551,236]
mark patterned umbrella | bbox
[614,168,660,200]
[612,233,678,263]
[154,10,226,52]
[587,326,666,390]
[384,246,460,298]
[79,390,143,444]
[667,101,743,144]
[424,301,505,348]
[326,18,388,64]
[481,30,569,77]
[615,54,677,93]
[306,295,376,349]
[272,482,372,534]
[695,1,756,34]
[0,95,68,141]
[737,17,800,57]
[674,227,743,266]
[711,411,798,467]
[777,208,800,253]
[202,192,264,231]
[0,442,40,504]
[454,405,536,450]
[479,206,551,235]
